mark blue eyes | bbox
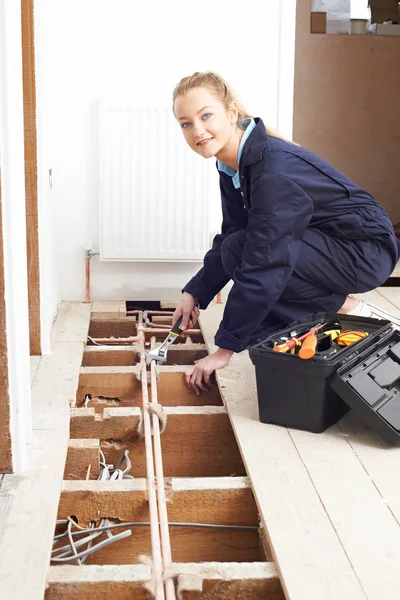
[181,113,212,129]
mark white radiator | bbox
[98,99,215,261]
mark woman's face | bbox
[174,87,237,159]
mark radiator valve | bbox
[84,238,99,260]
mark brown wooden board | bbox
[294,0,400,223]
[0,173,12,472]
[21,0,41,355]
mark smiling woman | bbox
[174,88,243,167]
[170,71,400,395]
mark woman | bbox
[172,71,399,395]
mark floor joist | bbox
[46,562,283,600]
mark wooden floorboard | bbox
[201,288,400,600]
[200,305,367,600]
[0,303,90,600]
[32,342,84,430]
[289,424,400,598]
[353,289,400,317]
[50,301,91,343]
[30,355,40,387]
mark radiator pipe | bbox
[84,242,99,303]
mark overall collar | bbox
[239,117,268,169]
[217,118,256,188]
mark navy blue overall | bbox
[183,119,399,352]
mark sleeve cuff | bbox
[182,278,215,310]
[215,324,247,353]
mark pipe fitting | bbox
[85,248,99,260]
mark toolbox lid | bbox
[331,324,400,444]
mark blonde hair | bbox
[172,71,288,141]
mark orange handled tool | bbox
[298,333,318,359]
[273,322,326,353]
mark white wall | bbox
[35,0,296,304]
[0,0,32,471]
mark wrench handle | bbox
[170,316,184,336]
[170,303,200,336]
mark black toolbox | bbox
[249,313,400,443]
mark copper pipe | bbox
[146,321,171,329]
[144,311,170,329]
[89,328,201,345]
[85,258,91,303]
[88,336,139,345]
[126,310,174,316]
[150,337,176,599]
[137,316,165,600]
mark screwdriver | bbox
[273,322,326,353]
[299,329,341,360]
[298,334,318,359]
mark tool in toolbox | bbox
[273,322,327,353]
[298,328,341,360]
[146,304,200,365]
[272,317,371,360]
[299,328,369,360]
[273,320,341,354]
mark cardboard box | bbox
[311,11,327,34]
[369,0,400,24]
[370,23,400,35]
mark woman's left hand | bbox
[185,348,234,395]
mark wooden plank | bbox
[82,346,138,367]
[64,439,100,480]
[70,407,141,440]
[373,288,400,314]
[60,477,257,526]
[91,300,126,319]
[21,0,41,355]
[334,289,400,538]
[51,302,91,343]
[58,480,261,565]
[32,342,84,429]
[293,0,400,224]
[77,369,222,407]
[200,303,366,600]
[338,410,400,524]
[82,345,208,367]
[67,406,246,479]
[46,562,283,600]
[173,562,283,599]
[0,302,91,600]
[0,428,70,599]
[289,424,400,599]
[88,316,137,339]
[30,356,40,386]
[353,289,400,318]
[45,565,153,600]
[0,177,12,472]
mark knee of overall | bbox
[220,230,247,279]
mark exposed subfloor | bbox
[1,290,400,599]
[46,304,284,599]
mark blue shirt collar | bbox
[217,118,256,189]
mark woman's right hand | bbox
[172,292,200,332]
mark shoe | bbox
[346,300,400,327]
